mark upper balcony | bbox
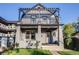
[21,16,58,25]
[0,23,16,32]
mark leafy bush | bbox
[65,38,73,49]
[63,24,75,49]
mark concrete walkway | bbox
[0,48,3,55]
[42,44,64,55]
[51,51,60,55]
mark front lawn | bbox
[2,49,52,55]
[58,50,79,55]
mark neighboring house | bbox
[0,17,16,48]
[71,18,79,50]
[72,32,79,50]
[0,4,64,48]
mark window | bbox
[26,31,35,40]
[47,32,50,37]
[32,19,36,24]
[8,25,11,29]
[26,31,30,39]
[53,32,56,37]
[12,24,16,29]
[43,16,47,20]
[31,31,35,40]
[31,15,36,19]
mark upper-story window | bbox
[31,15,37,24]
[31,15,36,19]
[12,24,16,29]
[43,16,47,20]
[7,24,15,29]
[8,25,11,29]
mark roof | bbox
[0,17,17,24]
[19,3,60,15]
[0,4,60,25]
[72,32,79,39]
[0,17,7,22]
[7,21,17,24]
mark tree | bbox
[72,17,79,32]
[63,24,75,49]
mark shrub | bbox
[63,24,75,49]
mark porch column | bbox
[16,23,21,48]
[58,26,64,48]
[37,25,41,48]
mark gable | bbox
[27,4,52,14]
[34,4,44,9]
[20,4,59,25]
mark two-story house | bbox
[0,3,64,49]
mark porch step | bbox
[42,44,64,51]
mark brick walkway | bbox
[42,44,64,55]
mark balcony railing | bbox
[21,18,57,24]
[0,33,15,37]
[0,25,16,31]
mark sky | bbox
[0,3,79,24]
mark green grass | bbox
[58,50,79,55]
[3,49,52,55]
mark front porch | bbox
[16,24,64,48]
[21,28,58,44]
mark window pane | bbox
[26,31,30,34]
[26,31,30,39]
[31,31,35,40]
[26,35,29,39]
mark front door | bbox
[47,32,53,44]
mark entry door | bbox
[47,32,53,44]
